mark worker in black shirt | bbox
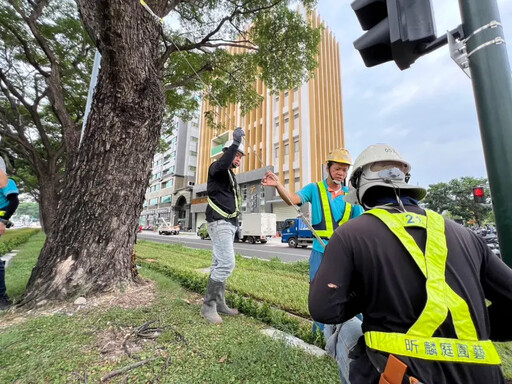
[309,143,512,384]
[201,127,245,324]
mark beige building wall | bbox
[196,12,344,191]
[193,12,344,228]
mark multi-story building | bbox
[140,118,199,229]
[191,12,345,231]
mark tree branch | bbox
[0,69,53,152]
[8,0,80,157]
[163,62,212,90]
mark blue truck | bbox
[281,217,314,248]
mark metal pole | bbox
[80,50,101,146]
[458,0,512,265]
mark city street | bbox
[137,231,310,263]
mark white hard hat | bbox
[351,143,411,174]
[344,144,426,206]
[223,140,245,156]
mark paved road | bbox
[138,231,310,263]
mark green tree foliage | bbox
[0,1,93,229]
[13,202,39,220]
[424,177,492,225]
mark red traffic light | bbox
[473,187,485,203]
[473,187,484,197]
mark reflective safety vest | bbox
[207,169,241,219]
[313,181,352,240]
[363,208,501,365]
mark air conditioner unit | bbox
[187,181,195,187]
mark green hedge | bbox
[0,228,41,255]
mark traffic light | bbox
[351,0,437,70]
[473,187,485,204]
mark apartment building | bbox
[191,12,345,232]
[140,118,199,230]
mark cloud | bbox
[317,0,512,187]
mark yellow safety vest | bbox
[207,169,241,219]
[363,208,501,365]
[314,181,352,239]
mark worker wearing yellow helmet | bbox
[262,146,363,333]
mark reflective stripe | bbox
[363,208,500,365]
[207,170,240,219]
[314,182,352,239]
[339,203,351,226]
[364,332,501,365]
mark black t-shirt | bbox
[309,205,512,384]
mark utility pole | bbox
[458,0,512,266]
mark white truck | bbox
[239,213,276,244]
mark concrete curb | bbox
[261,328,326,357]
[1,250,19,267]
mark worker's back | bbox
[310,204,512,384]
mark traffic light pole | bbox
[458,0,512,266]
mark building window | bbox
[274,146,279,159]
[293,87,298,101]
[284,113,289,131]
[294,110,299,129]
[190,151,197,157]
[189,166,196,173]
[191,137,198,142]
[161,195,172,204]
[274,95,279,107]
[171,151,176,158]
[274,118,279,130]
[284,143,289,164]
[166,179,173,188]
[150,198,158,206]
[170,166,175,174]
[294,139,300,154]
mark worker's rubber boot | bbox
[201,278,223,324]
[216,281,239,316]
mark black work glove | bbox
[233,127,245,145]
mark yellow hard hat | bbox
[326,148,352,166]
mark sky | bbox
[316,0,512,188]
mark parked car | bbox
[197,223,209,240]
[158,221,180,235]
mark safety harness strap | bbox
[365,332,501,365]
[363,209,500,365]
[314,181,352,239]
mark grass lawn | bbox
[1,232,512,382]
[0,232,341,383]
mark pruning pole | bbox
[262,171,326,249]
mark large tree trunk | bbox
[22,0,165,305]
[37,174,61,233]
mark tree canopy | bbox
[424,177,492,225]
